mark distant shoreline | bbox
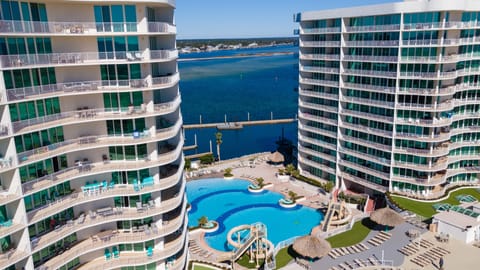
[178,51,294,62]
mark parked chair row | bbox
[328,243,369,259]
[367,231,392,247]
[329,256,381,270]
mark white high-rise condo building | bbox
[0,0,187,269]
[296,0,480,199]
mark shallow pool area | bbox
[187,178,323,251]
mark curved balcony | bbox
[342,68,397,78]
[21,142,183,195]
[398,85,458,96]
[0,49,178,69]
[297,155,336,175]
[0,248,29,270]
[298,112,338,126]
[300,40,341,47]
[27,162,184,225]
[447,166,480,178]
[345,24,400,32]
[298,145,336,163]
[341,109,394,123]
[300,27,341,34]
[399,70,457,80]
[452,112,480,122]
[342,82,396,94]
[12,96,180,135]
[338,146,390,167]
[454,98,480,106]
[16,120,182,167]
[341,96,394,109]
[339,134,391,152]
[395,117,452,127]
[338,159,390,180]
[298,133,337,151]
[395,100,454,112]
[393,145,449,157]
[0,20,176,36]
[43,215,187,270]
[340,121,393,138]
[0,184,22,206]
[342,55,398,62]
[395,132,450,142]
[298,121,337,138]
[6,73,179,102]
[391,174,446,187]
[402,21,477,31]
[299,100,337,114]
[393,156,448,172]
[80,244,187,270]
[299,53,340,61]
[299,66,339,74]
[339,172,388,192]
[300,78,339,88]
[299,89,339,100]
[343,40,399,47]
[32,194,186,253]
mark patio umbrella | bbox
[292,235,331,259]
[370,207,404,229]
[269,151,285,163]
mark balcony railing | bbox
[338,146,390,166]
[21,143,183,195]
[343,40,399,47]
[342,82,396,93]
[299,89,339,100]
[395,100,454,111]
[300,53,340,61]
[343,55,398,62]
[345,24,400,32]
[298,112,338,126]
[339,159,390,179]
[298,122,337,138]
[341,96,395,108]
[299,100,337,114]
[339,172,388,192]
[0,20,175,35]
[0,49,178,69]
[7,73,179,102]
[298,145,336,163]
[300,78,339,87]
[340,121,393,137]
[12,96,180,134]
[342,68,397,78]
[341,109,394,122]
[301,27,341,34]
[42,214,187,270]
[298,155,336,175]
[31,194,186,254]
[298,133,337,151]
[300,41,341,47]
[17,121,182,166]
[0,248,29,270]
[300,66,339,74]
[339,134,391,152]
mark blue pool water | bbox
[187,178,324,252]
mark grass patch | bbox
[237,253,264,269]
[326,218,374,248]
[274,245,295,269]
[390,188,480,218]
[193,265,218,270]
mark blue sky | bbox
[176,0,399,39]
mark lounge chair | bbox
[104,248,111,260]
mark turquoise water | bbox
[179,46,298,159]
[187,178,324,251]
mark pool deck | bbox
[186,153,480,269]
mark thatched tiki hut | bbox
[292,235,331,260]
[268,151,285,164]
[370,207,404,231]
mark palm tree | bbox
[255,177,265,188]
[288,191,298,202]
[198,216,209,228]
[215,132,223,161]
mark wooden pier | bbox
[183,118,296,130]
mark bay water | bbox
[179,45,299,160]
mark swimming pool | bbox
[187,178,324,251]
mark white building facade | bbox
[0,0,187,269]
[296,0,480,198]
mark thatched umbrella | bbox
[292,235,331,260]
[370,207,404,230]
[269,151,285,163]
